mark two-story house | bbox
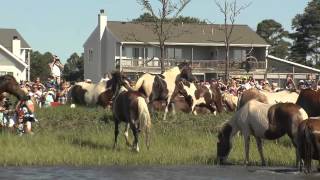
[0,28,32,82]
[84,10,320,84]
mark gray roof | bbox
[107,21,268,46]
[0,29,31,50]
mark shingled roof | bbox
[0,29,31,50]
[107,21,268,46]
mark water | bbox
[0,166,318,180]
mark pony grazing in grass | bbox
[297,117,320,173]
[217,100,308,166]
[0,75,28,100]
[296,89,320,117]
[107,71,151,152]
[132,62,195,120]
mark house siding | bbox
[0,49,26,82]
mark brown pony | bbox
[296,89,320,117]
[297,117,320,173]
[0,75,28,100]
[237,88,268,110]
[107,71,151,152]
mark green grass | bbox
[0,106,298,166]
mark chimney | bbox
[12,36,21,58]
[98,9,107,40]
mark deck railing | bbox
[120,59,266,70]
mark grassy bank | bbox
[0,106,297,166]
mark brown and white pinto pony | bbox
[174,80,223,115]
[0,75,28,100]
[296,89,320,117]
[68,81,112,108]
[107,71,151,152]
[217,100,308,166]
[131,63,195,120]
[297,117,320,173]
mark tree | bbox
[137,0,191,73]
[30,51,53,81]
[132,12,206,24]
[62,53,84,82]
[215,0,251,81]
[256,19,291,59]
[290,0,320,66]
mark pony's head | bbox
[0,75,28,100]
[178,62,196,82]
[107,71,131,95]
[217,123,233,165]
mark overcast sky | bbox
[0,0,310,62]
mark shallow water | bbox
[0,166,319,180]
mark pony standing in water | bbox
[217,100,308,166]
[0,75,28,100]
[132,62,195,120]
[107,71,151,152]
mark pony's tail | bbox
[137,97,152,149]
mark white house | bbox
[0,29,32,82]
[84,10,320,84]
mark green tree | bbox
[256,19,291,59]
[62,53,84,82]
[132,12,206,24]
[30,51,52,81]
[290,0,320,66]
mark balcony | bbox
[119,58,266,73]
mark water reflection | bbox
[0,166,318,180]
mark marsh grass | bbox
[0,106,298,166]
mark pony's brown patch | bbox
[238,88,268,110]
[296,89,320,117]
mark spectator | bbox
[49,55,64,87]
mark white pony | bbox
[217,100,308,166]
[260,90,299,104]
[68,81,112,108]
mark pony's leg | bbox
[113,121,119,150]
[255,137,266,166]
[124,123,131,146]
[130,123,139,152]
[244,135,250,166]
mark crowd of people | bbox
[197,74,320,97]
[0,55,70,135]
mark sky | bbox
[0,0,310,62]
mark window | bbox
[0,71,13,76]
[133,48,139,59]
[231,49,245,61]
[88,49,93,61]
[167,48,183,59]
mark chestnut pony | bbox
[107,71,151,152]
[0,75,28,100]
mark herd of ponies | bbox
[1,63,320,173]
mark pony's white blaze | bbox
[260,90,299,104]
